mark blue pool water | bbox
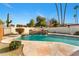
[17,34,79,46]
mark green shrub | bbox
[29,30,48,35]
[74,31,79,35]
[9,41,21,50]
[16,28,24,34]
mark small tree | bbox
[35,16,46,27]
[29,19,35,27]
[0,19,4,25]
[6,13,12,27]
[16,28,24,35]
[50,18,59,27]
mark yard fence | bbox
[3,26,79,35]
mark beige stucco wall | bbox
[4,27,11,35]
[3,26,79,35]
[47,26,79,34]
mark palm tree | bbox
[63,3,67,25]
[74,5,79,24]
[55,3,67,26]
[55,3,60,24]
[73,14,77,24]
[60,3,63,25]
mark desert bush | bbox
[16,28,24,34]
[74,31,79,35]
[29,30,48,35]
[9,41,21,50]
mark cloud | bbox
[2,3,13,9]
[36,11,45,17]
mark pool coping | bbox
[48,33,79,38]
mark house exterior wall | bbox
[0,25,3,41]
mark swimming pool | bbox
[17,34,79,46]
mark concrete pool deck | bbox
[21,40,79,56]
[1,35,20,43]
[1,34,79,56]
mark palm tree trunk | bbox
[76,10,78,24]
[63,3,67,25]
[74,5,79,24]
[75,16,77,24]
[60,3,63,25]
[55,3,60,24]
